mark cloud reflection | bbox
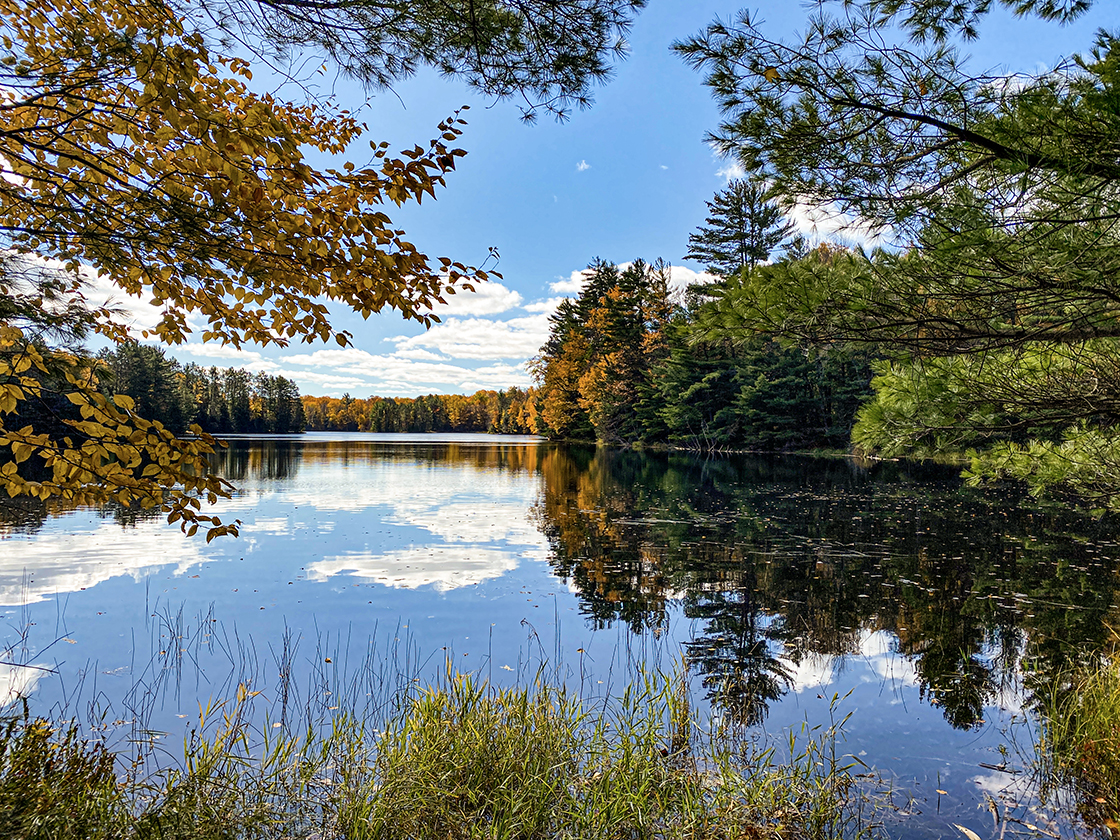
[0,518,203,605]
[788,630,918,693]
[307,546,532,591]
[0,663,44,707]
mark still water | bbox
[2,433,1118,837]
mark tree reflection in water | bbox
[532,445,1120,730]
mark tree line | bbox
[1,0,640,536]
[98,343,305,435]
[6,0,1119,524]
[302,389,533,434]
[671,3,1120,509]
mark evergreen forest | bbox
[98,343,306,435]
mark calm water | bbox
[2,433,1118,837]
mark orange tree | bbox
[0,0,508,536]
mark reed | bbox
[0,662,885,840]
[1037,647,1120,827]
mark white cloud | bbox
[284,348,380,368]
[393,313,550,361]
[388,501,545,545]
[1,663,44,707]
[787,197,891,247]
[576,160,591,172]
[81,269,172,335]
[178,344,265,363]
[969,767,1036,802]
[660,165,669,171]
[521,297,566,314]
[2,251,172,338]
[716,161,746,181]
[269,346,534,395]
[788,652,837,693]
[789,630,917,693]
[279,454,541,515]
[549,263,718,299]
[0,517,205,605]
[856,630,918,687]
[391,346,448,362]
[295,467,548,590]
[652,264,718,293]
[550,269,593,294]
[424,281,523,317]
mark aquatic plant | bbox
[0,666,884,840]
[1037,642,1120,830]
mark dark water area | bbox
[2,433,1118,838]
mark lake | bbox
[2,433,1117,838]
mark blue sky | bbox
[97,1,1116,398]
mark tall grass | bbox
[0,663,886,840]
[1037,647,1120,829]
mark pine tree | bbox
[685,181,794,277]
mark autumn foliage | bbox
[302,389,534,435]
[0,0,490,534]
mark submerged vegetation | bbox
[0,667,882,840]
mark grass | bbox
[1037,644,1120,830]
[0,664,886,840]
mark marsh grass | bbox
[1037,646,1120,829]
[0,657,886,840]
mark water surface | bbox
[2,433,1117,838]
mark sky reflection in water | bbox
[2,432,1118,838]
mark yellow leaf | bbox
[763,66,780,82]
[10,441,34,463]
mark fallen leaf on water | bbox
[936,789,948,795]
[952,825,982,840]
